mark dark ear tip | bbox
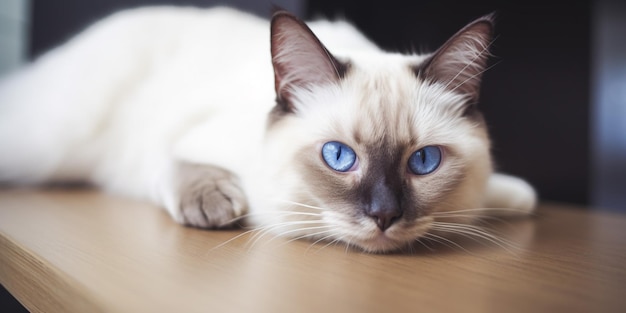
[455,12,495,41]
[271,7,297,22]
[473,12,497,32]
[481,12,497,23]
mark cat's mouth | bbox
[347,219,432,253]
[358,233,408,252]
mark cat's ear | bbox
[415,14,495,103]
[271,11,347,112]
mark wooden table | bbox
[1,189,625,313]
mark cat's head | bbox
[259,11,494,252]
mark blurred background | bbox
[0,0,624,212]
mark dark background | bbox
[3,2,626,311]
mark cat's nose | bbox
[366,181,403,231]
[367,206,402,231]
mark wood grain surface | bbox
[1,189,625,313]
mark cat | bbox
[0,7,536,252]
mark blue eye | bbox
[408,146,442,175]
[321,141,357,172]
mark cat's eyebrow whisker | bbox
[442,36,497,91]
[449,60,500,96]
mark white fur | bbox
[484,173,537,215]
[0,7,536,252]
[0,6,379,219]
[0,7,269,205]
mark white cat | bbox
[0,7,536,252]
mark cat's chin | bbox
[354,235,410,253]
[348,228,427,253]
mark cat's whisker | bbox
[432,227,516,254]
[220,210,323,227]
[430,207,524,231]
[431,221,520,253]
[238,198,336,248]
[270,198,327,211]
[272,225,342,253]
[246,220,330,249]
[433,221,509,237]
[252,226,334,251]
[209,217,316,251]
[432,213,492,220]
[313,235,346,254]
[431,213,509,227]
[421,232,471,253]
[277,228,339,250]
[209,201,332,251]
[206,227,262,253]
[306,232,340,254]
[438,215,516,234]
[246,220,321,243]
[284,228,337,244]
[344,237,355,254]
[432,207,526,216]
[415,237,435,252]
[208,219,321,252]
[269,225,336,244]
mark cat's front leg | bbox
[170,162,248,228]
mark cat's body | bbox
[0,7,536,252]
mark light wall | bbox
[0,0,30,75]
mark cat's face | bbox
[260,11,494,252]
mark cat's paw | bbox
[484,173,537,216]
[175,162,248,228]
